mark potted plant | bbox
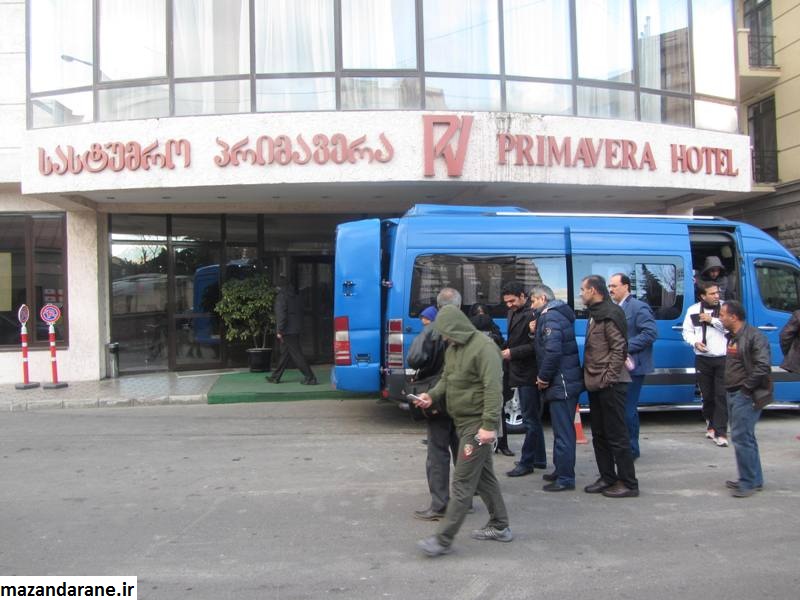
[214,273,276,372]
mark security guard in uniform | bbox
[413,305,512,557]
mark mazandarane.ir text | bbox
[0,577,136,598]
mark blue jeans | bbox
[548,394,577,486]
[518,385,547,469]
[625,376,644,458]
[727,389,764,491]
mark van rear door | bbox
[332,219,382,392]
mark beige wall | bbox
[773,1,800,183]
[0,0,25,183]
[0,189,106,383]
[738,1,800,184]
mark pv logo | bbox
[423,115,474,177]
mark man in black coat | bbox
[502,281,546,477]
[267,277,317,385]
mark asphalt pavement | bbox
[1,400,798,600]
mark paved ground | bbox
[1,400,798,600]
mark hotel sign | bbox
[23,111,751,194]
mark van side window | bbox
[754,261,800,313]
[410,254,568,318]
[571,255,685,320]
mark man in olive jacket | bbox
[580,275,639,498]
[413,305,511,557]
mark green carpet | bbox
[207,366,374,404]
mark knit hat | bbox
[420,306,438,321]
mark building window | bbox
[27,0,740,132]
[749,96,778,183]
[744,0,774,67]
[0,214,67,348]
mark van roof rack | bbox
[405,204,528,216]
[493,211,720,220]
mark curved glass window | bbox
[256,78,336,112]
[29,0,93,93]
[640,93,691,126]
[695,100,738,132]
[174,80,251,116]
[27,0,739,134]
[506,81,572,115]
[424,0,499,74]
[254,0,334,74]
[98,0,166,81]
[577,86,635,120]
[577,0,633,83]
[342,77,420,110]
[692,0,736,99]
[504,0,571,79]
[425,78,501,111]
[637,0,690,92]
[173,0,250,78]
[342,0,416,69]
[31,91,93,128]
[98,85,170,121]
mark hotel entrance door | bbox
[293,257,333,364]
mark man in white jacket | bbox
[682,282,729,446]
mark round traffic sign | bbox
[40,303,61,323]
[17,304,29,324]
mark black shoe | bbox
[413,508,445,521]
[506,464,534,477]
[543,481,575,492]
[725,480,763,491]
[584,478,612,494]
[301,377,319,385]
[542,471,557,482]
[495,447,515,457]
[601,481,639,498]
[266,376,281,384]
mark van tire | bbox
[503,392,526,435]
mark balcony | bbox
[752,149,778,184]
[738,28,781,99]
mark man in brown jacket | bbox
[580,275,639,498]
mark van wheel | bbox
[504,391,525,435]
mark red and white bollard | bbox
[43,322,68,389]
[15,322,40,390]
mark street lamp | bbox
[60,53,93,68]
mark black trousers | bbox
[696,355,728,437]
[426,415,459,513]
[588,383,638,490]
[271,334,315,381]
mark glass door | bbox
[294,257,333,363]
[170,243,224,370]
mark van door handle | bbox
[671,325,684,331]
[758,324,778,331]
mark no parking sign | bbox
[40,303,61,324]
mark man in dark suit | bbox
[267,276,317,385]
[609,273,657,459]
[501,281,545,477]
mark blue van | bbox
[332,205,800,422]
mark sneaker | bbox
[705,428,716,440]
[470,526,513,542]
[416,536,452,557]
[714,436,729,447]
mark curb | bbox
[7,394,208,412]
